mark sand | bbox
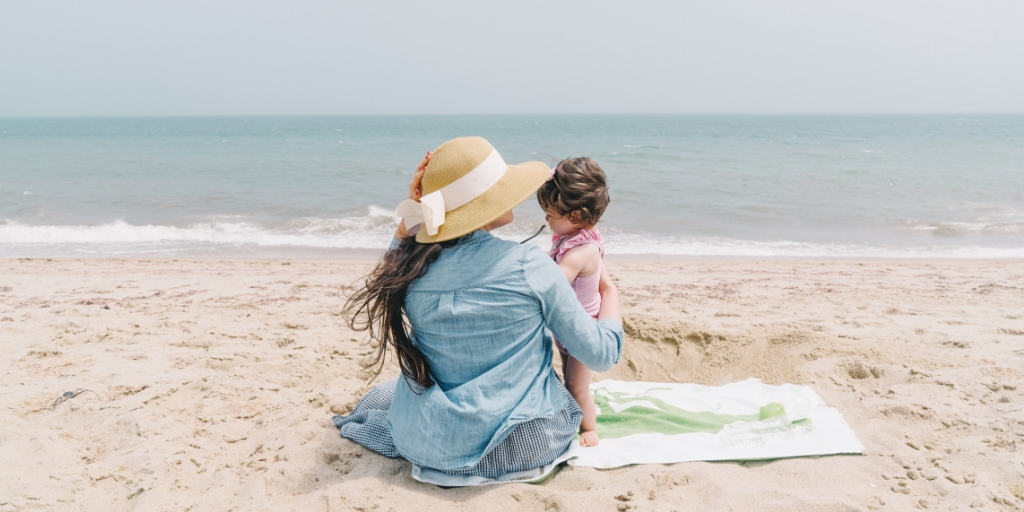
[1,257,1022,511]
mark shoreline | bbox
[4,253,1024,262]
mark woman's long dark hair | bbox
[345,234,460,389]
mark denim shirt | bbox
[386,229,623,470]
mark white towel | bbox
[566,378,863,469]
[410,378,862,485]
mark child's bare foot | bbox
[579,430,600,447]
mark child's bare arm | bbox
[597,265,621,324]
[555,244,601,282]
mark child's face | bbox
[544,208,580,236]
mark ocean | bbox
[1,115,1022,258]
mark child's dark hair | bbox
[536,157,610,226]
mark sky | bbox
[1,0,1022,116]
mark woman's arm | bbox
[395,152,432,239]
[525,250,623,372]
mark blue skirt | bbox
[332,378,582,481]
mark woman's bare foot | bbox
[579,429,600,447]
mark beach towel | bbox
[412,378,862,486]
[565,378,863,469]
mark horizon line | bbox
[2,111,1024,120]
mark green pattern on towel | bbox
[593,388,797,439]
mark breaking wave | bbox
[3,209,1022,259]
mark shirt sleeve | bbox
[523,247,623,372]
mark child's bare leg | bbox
[564,355,599,446]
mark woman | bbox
[334,136,623,485]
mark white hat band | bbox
[394,149,509,236]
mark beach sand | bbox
[1,258,1022,511]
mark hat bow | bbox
[395,149,508,236]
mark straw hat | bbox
[395,136,550,243]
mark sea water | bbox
[1,115,1022,258]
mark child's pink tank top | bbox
[550,228,604,319]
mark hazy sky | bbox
[2,1,1022,116]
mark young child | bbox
[536,156,610,447]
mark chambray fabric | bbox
[333,377,582,481]
[338,229,623,472]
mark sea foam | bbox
[6,215,1020,258]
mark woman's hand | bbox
[408,151,431,201]
[396,151,431,239]
[597,265,621,324]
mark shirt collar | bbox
[459,229,492,245]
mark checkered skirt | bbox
[332,378,582,478]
